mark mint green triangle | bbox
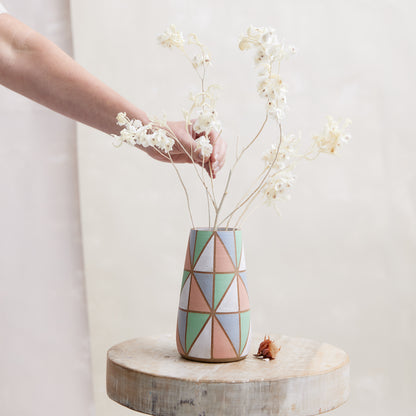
[214,273,235,309]
[240,311,250,354]
[235,230,242,268]
[186,312,210,352]
[193,231,213,265]
[181,271,190,290]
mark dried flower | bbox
[158,24,185,49]
[313,117,352,154]
[113,113,174,154]
[195,135,213,158]
[254,336,281,360]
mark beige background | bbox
[71,0,416,415]
[0,1,93,415]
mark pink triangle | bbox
[214,235,235,273]
[184,245,191,270]
[213,317,237,359]
[238,276,250,310]
[188,276,211,312]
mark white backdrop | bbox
[0,1,93,415]
[71,0,416,415]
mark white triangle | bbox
[241,323,251,357]
[179,275,191,309]
[194,237,214,272]
[188,317,212,359]
[239,247,246,271]
[216,278,239,312]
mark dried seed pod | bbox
[254,336,281,360]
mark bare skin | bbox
[0,13,226,176]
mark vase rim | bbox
[190,227,241,232]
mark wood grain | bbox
[107,334,349,415]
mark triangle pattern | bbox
[239,271,248,290]
[239,247,246,271]
[188,275,210,312]
[179,275,191,309]
[216,277,239,313]
[177,309,187,353]
[181,271,190,289]
[189,231,197,264]
[213,317,237,359]
[184,245,191,270]
[194,236,214,272]
[216,313,240,353]
[240,311,251,354]
[217,231,237,267]
[235,231,242,269]
[214,235,235,273]
[241,323,251,357]
[188,317,212,359]
[237,276,250,310]
[194,273,214,308]
[176,325,185,356]
[186,312,210,352]
[214,273,235,309]
[193,231,213,266]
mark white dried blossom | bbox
[263,134,298,170]
[113,113,175,154]
[116,112,129,126]
[313,117,352,154]
[192,54,211,68]
[262,170,296,205]
[158,24,185,49]
[193,109,221,134]
[195,135,213,158]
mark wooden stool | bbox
[107,334,349,415]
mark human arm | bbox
[0,13,225,175]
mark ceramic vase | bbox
[176,228,251,363]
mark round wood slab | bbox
[107,334,349,416]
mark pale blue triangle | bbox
[194,273,213,308]
[217,313,240,353]
[239,271,248,290]
[217,231,237,267]
[189,230,197,263]
[177,309,187,351]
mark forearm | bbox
[0,13,149,135]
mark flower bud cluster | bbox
[113,112,175,154]
[313,117,352,154]
[239,25,296,122]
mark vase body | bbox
[176,228,251,363]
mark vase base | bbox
[178,353,248,363]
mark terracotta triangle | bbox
[237,275,250,310]
[214,235,235,273]
[217,231,237,267]
[188,275,211,312]
[213,317,237,359]
[194,273,214,308]
[184,245,191,270]
[216,313,240,353]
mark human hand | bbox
[138,120,226,178]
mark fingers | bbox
[209,129,227,177]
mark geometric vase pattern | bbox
[176,228,251,363]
